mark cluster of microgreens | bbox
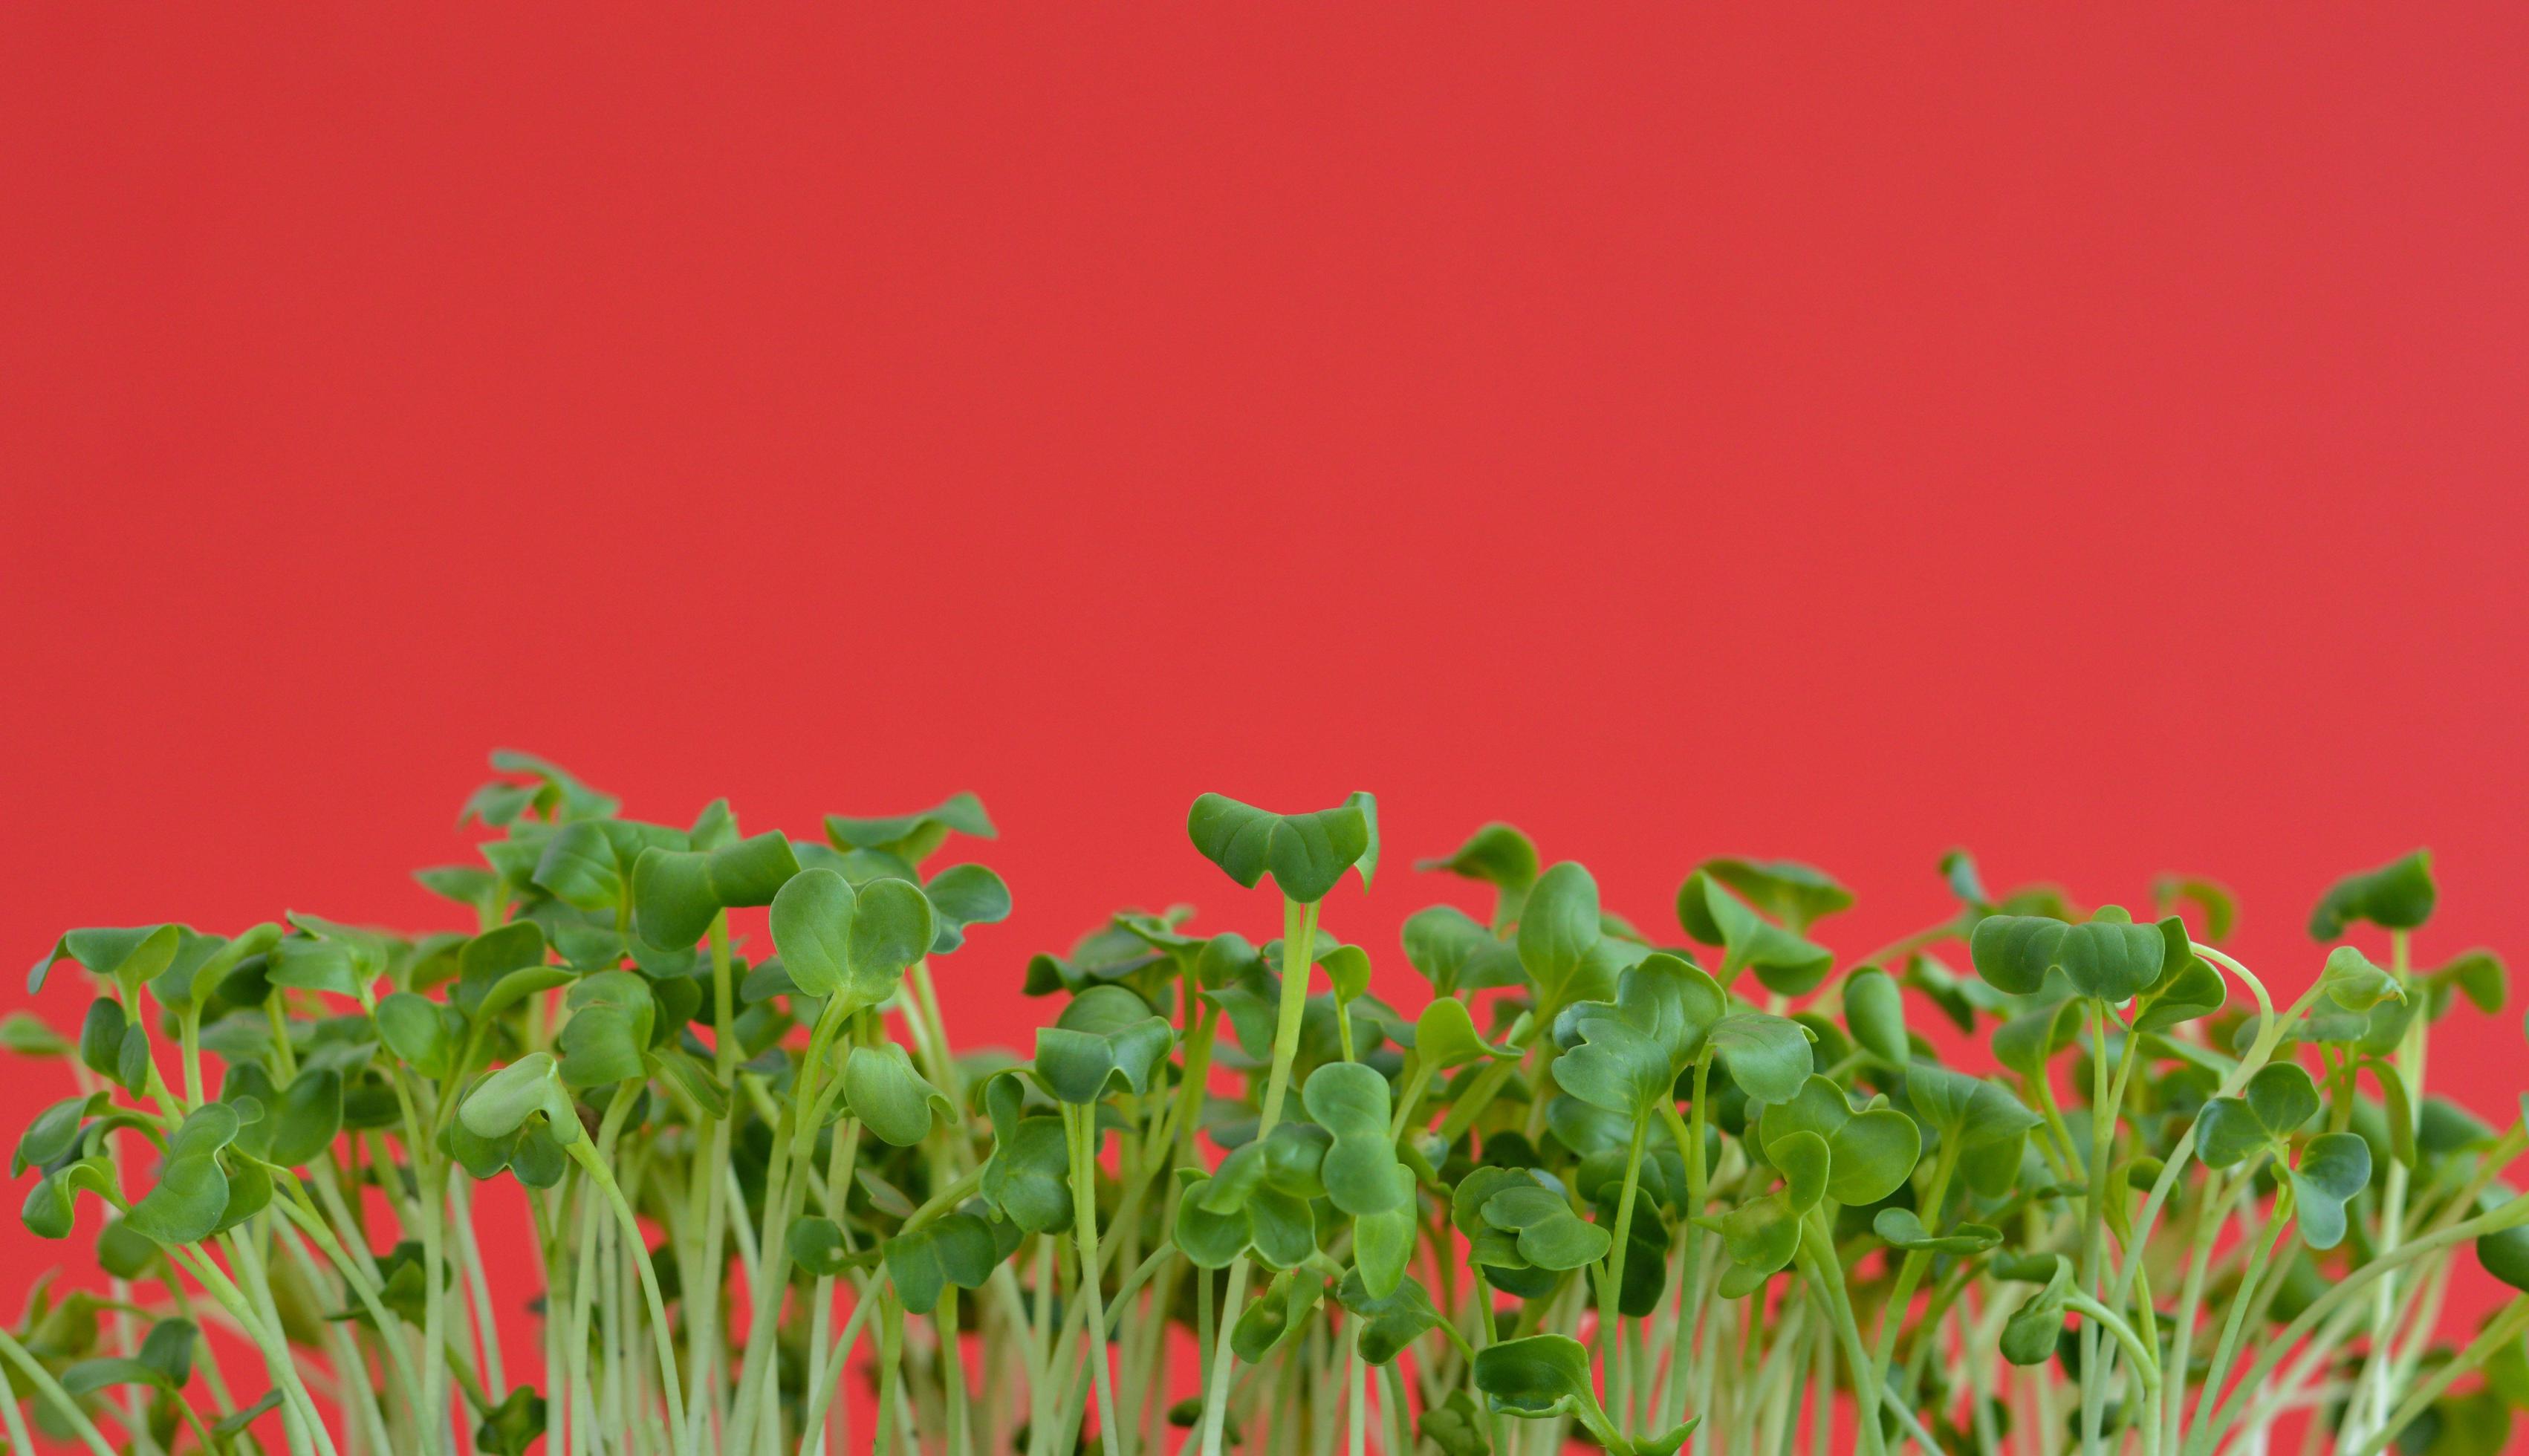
[6,753,2529,1456]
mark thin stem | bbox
[1065,1102,1126,1456]
[565,1138,692,1456]
[1192,894,1319,1456]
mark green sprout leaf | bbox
[922,863,1013,954]
[1481,1182,1610,1270]
[1690,857,1854,933]
[1334,1269,1440,1365]
[1676,873,1833,996]
[473,1387,547,1456]
[1400,906,1527,998]
[2315,944,2406,1013]
[883,1212,999,1314]
[2308,849,2435,940]
[2192,1062,2322,1169]
[1842,966,1909,1065]
[1421,1391,1493,1456]
[460,1053,577,1144]
[1033,986,1173,1105]
[1230,1266,1324,1362]
[2288,1131,2371,1249]
[825,793,997,864]
[1999,1254,2073,1366]
[1695,1128,1825,1292]
[30,924,182,999]
[1186,792,1374,903]
[843,1043,954,1146]
[1757,1076,1921,1205]
[1872,1207,2002,1255]
[980,1115,1073,1236]
[1417,822,1541,926]
[1970,911,2165,1003]
[630,832,802,951]
[768,867,937,1010]
[2132,917,2227,1033]
[1519,862,1605,1013]
[1415,997,1513,1070]
[1305,1060,1415,1295]
[1903,1062,2041,1198]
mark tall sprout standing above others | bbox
[5,754,2529,1456]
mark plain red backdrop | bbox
[6,0,2529,1434]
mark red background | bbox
[6,0,2528,1408]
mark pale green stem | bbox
[1192,896,1319,1456]
[1599,1111,1652,1430]
[565,1139,692,1456]
[2192,1191,2529,1449]
[2345,929,2421,1450]
[1656,1057,1712,1434]
[0,1326,120,1456]
[798,1275,888,1455]
[1066,1102,1127,1456]
[2345,1296,2529,1456]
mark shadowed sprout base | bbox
[4,753,2528,1456]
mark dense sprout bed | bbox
[5,753,2526,1456]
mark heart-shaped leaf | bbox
[16,1093,101,1177]
[1692,858,1854,933]
[1417,822,1540,926]
[268,1068,343,1166]
[2289,1131,2371,1249]
[1999,1254,2072,1366]
[1482,1183,1610,1270]
[2309,850,2435,940]
[2192,1062,2322,1169]
[1519,863,1604,1012]
[1415,997,1512,1070]
[824,793,997,864]
[2134,919,2227,1033]
[843,1043,954,1146]
[461,1053,574,1141]
[1705,1011,1817,1105]
[1758,1076,1921,1205]
[532,819,684,915]
[631,832,802,951]
[30,924,182,998]
[848,877,938,992]
[1400,906,1527,998]
[2316,945,2406,1013]
[883,1212,999,1314]
[374,992,460,1079]
[980,1116,1073,1235]
[1230,1266,1325,1362]
[1335,1269,1440,1364]
[1903,1063,2041,1197]
[1676,874,1834,996]
[1872,1207,2002,1255]
[1971,912,2165,1003]
[1472,1333,1606,1427]
[1033,987,1174,1105]
[123,1153,229,1247]
[1186,793,1374,903]
[921,863,1012,954]
[1552,1015,1675,1122]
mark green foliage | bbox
[1186,791,1377,903]
[5,761,2519,1456]
[2309,849,2436,939]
